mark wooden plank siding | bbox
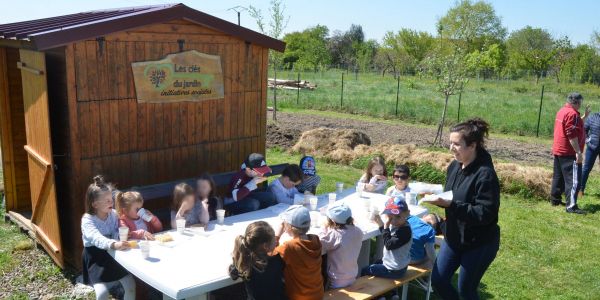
[56,19,269,268]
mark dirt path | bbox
[267,111,553,166]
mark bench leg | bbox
[401,283,408,300]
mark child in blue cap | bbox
[296,155,321,194]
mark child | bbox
[274,205,323,300]
[319,204,364,289]
[296,156,321,194]
[171,183,203,229]
[229,221,286,300]
[361,197,412,279]
[116,191,163,240]
[407,214,436,268]
[196,173,221,222]
[358,156,388,194]
[81,175,135,300]
[422,213,445,235]
[269,164,303,205]
[226,153,277,215]
[386,165,411,197]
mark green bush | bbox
[410,163,446,184]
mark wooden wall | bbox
[59,19,269,268]
[0,47,31,212]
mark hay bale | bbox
[291,128,371,156]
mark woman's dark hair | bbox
[450,118,490,150]
[229,221,275,281]
[282,164,303,183]
[85,175,114,215]
[393,164,410,177]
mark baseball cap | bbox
[382,196,409,215]
[299,156,317,176]
[280,205,311,228]
[327,204,352,224]
[242,153,272,175]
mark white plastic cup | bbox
[137,208,153,222]
[309,196,318,211]
[336,182,344,194]
[118,226,129,242]
[175,218,186,233]
[407,192,418,206]
[356,182,365,198]
[309,211,320,228]
[216,209,226,225]
[139,240,150,259]
[328,193,336,205]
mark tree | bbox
[506,26,554,83]
[423,45,470,146]
[327,24,365,69]
[282,25,331,71]
[437,0,507,53]
[564,44,600,86]
[551,36,573,83]
[355,39,378,72]
[465,43,505,79]
[397,29,435,64]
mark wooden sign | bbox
[132,50,224,103]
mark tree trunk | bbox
[434,94,450,146]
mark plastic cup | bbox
[336,182,344,194]
[175,218,186,233]
[216,209,226,225]
[310,211,320,228]
[406,192,418,206]
[139,240,150,259]
[118,226,129,242]
[328,193,336,205]
[356,182,365,198]
[309,196,318,211]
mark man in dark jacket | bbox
[550,92,588,214]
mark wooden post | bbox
[536,85,545,137]
[273,64,277,121]
[341,72,344,108]
[457,92,462,122]
[297,72,300,105]
[395,76,400,116]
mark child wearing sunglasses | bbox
[386,165,411,197]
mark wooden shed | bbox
[0,4,285,269]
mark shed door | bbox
[18,49,63,267]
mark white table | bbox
[110,189,428,300]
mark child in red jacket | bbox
[116,191,163,240]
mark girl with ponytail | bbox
[229,221,286,300]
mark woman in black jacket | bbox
[427,118,500,300]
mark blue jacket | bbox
[585,113,600,151]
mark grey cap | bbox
[327,204,352,224]
[567,92,583,104]
[280,205,311,228]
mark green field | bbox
[268,69,600,137]
[267,148,600,299]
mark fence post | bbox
[273,64,277,121]
[536,84,545,137]
[457,92,462,122]
[395,76,400,116]
[355,67,358,80]
[297,72,300,105]
[341,72,344,108]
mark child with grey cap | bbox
[318,204,364,289]
[274,205,323,299]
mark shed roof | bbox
[0,3,286,51]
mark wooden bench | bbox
[323,265,431,300]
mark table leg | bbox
[357,239,371,277]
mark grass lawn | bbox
[268,69,600,138]
[267,148,600,299]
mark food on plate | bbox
[155,234,174,243]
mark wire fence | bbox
[267,66,600,138]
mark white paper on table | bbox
[420,191,453,204]
[269,203,290,215]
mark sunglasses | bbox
[393,174,409,180]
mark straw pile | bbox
[291,128,552,199]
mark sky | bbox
[1,0,599,45]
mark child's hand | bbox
[178,201,193,216]
[112,241,131,250]
[255,176,268,184]
[385,217,392,229]
[275,222,285,237]
[371,213,383,227]
[376,175,387,182]
[142,231,155,241]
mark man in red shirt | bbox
[551,92,589,214]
